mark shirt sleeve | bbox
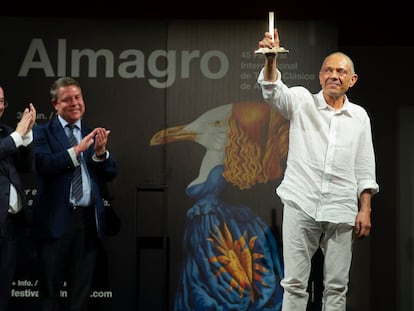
[10,130,33,147]
[10,131,23,147]
[22,130,33,146]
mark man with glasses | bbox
[0,85,36,311]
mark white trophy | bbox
[255,11,289,54]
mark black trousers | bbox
[37,207,98,311]
[0,216,18,311]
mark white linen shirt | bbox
[258,68,379,225]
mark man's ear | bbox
[349,73,358,88]
[51,100,58,110]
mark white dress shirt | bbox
[258,69,379,225]
[8,130,33,213]
[58,116,92,207]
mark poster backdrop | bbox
[0,16,337,310]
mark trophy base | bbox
[254,47,289,54]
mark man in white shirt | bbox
[0,85,36,311]
[256,30,379,311]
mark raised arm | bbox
[258,29,280,82]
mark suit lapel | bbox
[51,117,71,149]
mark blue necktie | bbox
[66,124,83,202]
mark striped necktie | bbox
[66,124,83,201]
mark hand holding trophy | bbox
[255,11,289,54]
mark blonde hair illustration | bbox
[223,102,289,189]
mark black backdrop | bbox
[1,5,412,310]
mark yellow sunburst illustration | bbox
[207,223,269,302]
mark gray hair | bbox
[50,77,81,102]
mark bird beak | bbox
[150,125,197,145]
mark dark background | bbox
[3,1,411,46]
[2,3,413,311]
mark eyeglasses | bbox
[0,99,8,108]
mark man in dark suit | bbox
[0,85,36,311]
[31,77,117,311]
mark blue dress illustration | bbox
[150,101,289,311]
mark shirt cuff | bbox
[67,147,80,166]
[22,130,33,146]
[10,132,23,147]
[257,68,282,85]
[92,150,109,162]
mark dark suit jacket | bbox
[0,123,33,237]
[31,116,117,239]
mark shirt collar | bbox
[316,90,353,117]
[58,115,82,130]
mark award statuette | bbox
[255,11,289,54]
